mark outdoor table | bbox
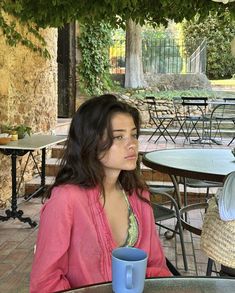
[0,134,67,227]
[207,101,235,146]
[142,148,235,207]
[59,277,235,293]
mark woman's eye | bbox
[113,135,123,140]
[132,134,138,139]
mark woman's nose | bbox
[126,137,138,149]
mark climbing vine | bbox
[1,1,235,60]
[77,21,113,95]
[0,3,50,58]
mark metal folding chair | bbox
[145,96,175,143]
[181,97,209,144]
[209,100,235,145]
[149,185,188,271]
[172,97,188,141]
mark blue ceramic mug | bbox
[112,247,148,293]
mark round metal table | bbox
[61,277,235,292]
[142,148,235,207]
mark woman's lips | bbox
[125,154,137,160]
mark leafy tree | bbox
[1,0,235,88]
[3,1,235,27]
[182,10,235,79]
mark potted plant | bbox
[13,124,31,139]
[1,124,31,139]
[1,124,13,135]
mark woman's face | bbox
[99,112,139,176]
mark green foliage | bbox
[1,124,31,139]
[4,0,235,28]
[1,1,235,57]
[127,89,216,100]
[77,21,114,95]
[182,10,235,79]
[14,124,31,138]
[0,2,50,58]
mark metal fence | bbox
[109,38,207,75]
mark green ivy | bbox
[0,8,50,58]
[77,21,113,95]
[1,1,235,59]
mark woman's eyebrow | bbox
[112,128,137,133]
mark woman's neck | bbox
[102,171,121,196]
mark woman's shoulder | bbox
[52,183,84,193]
[134,188,150,199]
[48,184,99,206]
[129,188,150,206]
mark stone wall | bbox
[0,28,58,207]
[119,95,174,128]
[144,73,212,92]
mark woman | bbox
[30,94,171,292]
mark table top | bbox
[142,148,235,182]
[0,134,67,151]
[61,277,235,293]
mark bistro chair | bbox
[181,97,209,144]
[209,100,235,145]
[172,96,188,141]
[144,96,175,143]
[148,184,188,271]
[179,202,220,276]
[180,177,222,207]
[166,257,181,276]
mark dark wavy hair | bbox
[45,94,148,202]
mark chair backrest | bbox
[145,96,174,120]
[172,97,184,119]
[144,96,158,121]
[223,97,235,103]
[181,96,208,106]
[210,102,235,120]
[181,96,208,117]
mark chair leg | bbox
[174,119,187,140]
[205,187,210,201]
[166,257,181,276]
[183,178,188,222]
[228,136,235,146]
[153,119,175,144]
[174,205,188,271]
[177,220,188,271]
[148,128,158,141]
[206,258,214,276]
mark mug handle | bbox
[125,265,133,289]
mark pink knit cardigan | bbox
[30,184,171,292]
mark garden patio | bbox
[0,129,234,292]
[1,1,235,292]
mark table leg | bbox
[0,153,37,228]
[24,148,46,201]
[228,120,235,146]
[169,174,182,208]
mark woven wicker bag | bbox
[201,197,235,268]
